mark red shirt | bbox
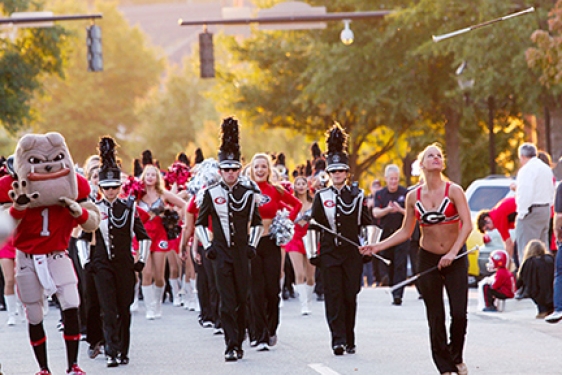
[257,181,302,221]
[8,175,91,255]
[488,197,517,242]
[492,267,516,298]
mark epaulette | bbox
[238,176,260,193]
[350,182,363,197]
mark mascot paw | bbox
[59,197,82,217]
[8,180,39,210]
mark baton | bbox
[389,245,480,292]
[432,7,535,42]
[309,219,391,266]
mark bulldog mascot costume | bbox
[3,132,100,375]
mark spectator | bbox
[476,197,517,260]
[517,240,554,319]
[514,143,554,264]
[373,164,409,305]
[481,250,516,312]
[546,179,562,323]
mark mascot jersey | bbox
[1,174,91,255]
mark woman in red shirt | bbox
[249,154,302,351]
[137,165,186,320]
[285,176,315,315]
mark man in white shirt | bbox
[514,142,554,265]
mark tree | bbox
[126,59,218,169]
[0,0,68,134]
[31,0,164,165]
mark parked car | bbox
[464,176,515,281]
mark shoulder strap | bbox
[444,182,451,197]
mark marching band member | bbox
[308,124,372,356]
[195,117,262,361]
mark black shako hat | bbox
[325,122,350,173]
[98,136,122,188]
[218,117,242,169]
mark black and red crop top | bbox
[415,182,459,226]
[257,181,302,221]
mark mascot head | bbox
[14,132,77,207]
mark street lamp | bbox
[340,19,353,45]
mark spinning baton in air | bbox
[389,245,480,292]
[432,7,535,43]
[309,218,391,266]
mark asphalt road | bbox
[1,286,561,375]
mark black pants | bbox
[194,246,211,322]
[379,240,410,299]
[483,285,507,307]
[418,247,468,374]
[94,265,135,357]
[213,256,249,352]
[68,238,87,334]
[409,240,422,296]
[322,254,362,348]
[198,246,220,326]
[250,237,281,344]
[84,266,104,347]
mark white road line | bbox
[308,363,341,375]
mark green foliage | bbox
[32,0,164,166]
[0,0,68,134]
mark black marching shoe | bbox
[345,345,356,354]
[332,344,345,356]
[236,348,244,359]
[106,356,119,368]
[118,354,129,365]
[392,297,402,306]
[225,350,238,362]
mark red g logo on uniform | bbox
[214,197,226,205]
[101,212,109,220]
[324,200,335,208]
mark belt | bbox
[21,251,65,259]
[530,204,549,208]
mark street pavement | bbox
[1,286,561,375]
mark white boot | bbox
[305,284,314,314]
[190,279,200,312]
[131,281,140,312]
[183,277,193,310]
[296,284,311,315]
[5,294,17,325]
[153,285,165,318]
[142,285,155,320]
[170,278,182,307]
[15,294,26,322]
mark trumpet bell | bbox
[303,230,319,260]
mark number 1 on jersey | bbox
[40,208,50,236]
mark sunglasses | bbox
[330,169,347,174]
[221,168,240,172]
[102,185,121,191]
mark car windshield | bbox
[468,186,510,212]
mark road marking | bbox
[308,363,341,375]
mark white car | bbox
[464,176,515,277]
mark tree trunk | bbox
[444,107,462,184]
[548,106,562,179]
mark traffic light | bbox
[199,31,214,78]
[86,25,103,72]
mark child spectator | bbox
[517,240,554,318]
[482,250,516,312]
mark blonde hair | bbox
[140,165,165,195]
[83,155,100,181]
[417,143,447,180]
[249,153,284,194]
[519,239,548,278]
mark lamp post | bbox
[456,61,497,175]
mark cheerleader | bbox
[248,153,302,351]
[137,164,186,320]
[285,176,315,315]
